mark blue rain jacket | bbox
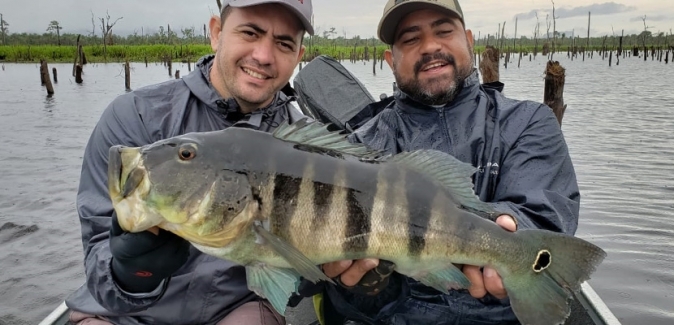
[65,55,306,325]
[320,70,580,325]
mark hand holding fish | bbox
[322,215,517,298]
[108,120,606,325]
[462,215,517,300]
[321,258,379,287]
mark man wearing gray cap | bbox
[65,1,313,324]
[320,0,580,324]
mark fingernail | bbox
[339,260,352,268]
[365,259,379,269]
[484,268,496,278]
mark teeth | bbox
[423,63,445,71]
[243,68,267,80]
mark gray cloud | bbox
[513,2,636,20]
[514,10,542,21]
[630,15,669,22]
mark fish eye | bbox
[178,146,196,161]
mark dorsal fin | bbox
[388,150,498,218]
[272,118,384,159]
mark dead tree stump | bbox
[479,46,500,83]
[52,67,58,83]
[544,61,567,126]
[124,61,131,91]
[40,60,55,96]
[75,65,83,84]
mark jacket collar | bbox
[395,69,481,114]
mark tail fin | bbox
[501,229,607,325]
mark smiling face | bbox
[385,9,475,106]
[209,4,306,113]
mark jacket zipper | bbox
[436,107,454,156]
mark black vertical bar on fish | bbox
[311,182,334,232]
[342,189,372,252]
[271,172,303,241]
[406,170,432,256]
[342,162,377,253]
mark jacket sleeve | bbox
[490,104,580,235]
[76,94,161,313]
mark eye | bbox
[403,37,418,44]
[178,146,196,161]
[279,42,294,51]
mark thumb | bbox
[496,215,517,232]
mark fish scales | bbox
[108,120,607,325]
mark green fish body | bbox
[108,119,606,325]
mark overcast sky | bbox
[0,0,672,39]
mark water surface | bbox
[0,54,672,324]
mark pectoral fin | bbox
[246,264,300,316]
[253,222,334,285]
[398,263,471,294]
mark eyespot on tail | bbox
[502,230,606,325]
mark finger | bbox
[339,258,379,287]
[322,260,353,278]
[483,267,507,299]
[496,215,517,232]
[110,213,123,236]
[463,265,486,298]
[147,226,160,236]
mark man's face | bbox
[385,9,475,106]
[209,4,305,113]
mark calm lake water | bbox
[0,53,672,324]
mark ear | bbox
[384,49,395,71]
[209,16,222,52]
[296,44,306,65]
[465,29,474,48]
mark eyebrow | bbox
[240,23,298,46]
[396,18,456,41]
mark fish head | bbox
[108,133,258,248]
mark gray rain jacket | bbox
[65,55,306,325]
[323,70,581,325]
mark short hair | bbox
[220,6,233,26]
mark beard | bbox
[394,49,474,106]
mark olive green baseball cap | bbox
[378,0,464,44]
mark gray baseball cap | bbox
[220,0,314,35]
[378,0,464,45]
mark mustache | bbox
[414,53,456,75]
[238,59,275,77]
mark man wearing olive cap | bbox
[319,0,581,324]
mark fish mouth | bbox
[108,145,144,199]
[108,145,156,232]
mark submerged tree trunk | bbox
[544,61,567,126]
[479,45,500,83]
[40,60,55,96]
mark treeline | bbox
[475,30,673,51]
[1,30,671,51]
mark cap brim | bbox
[226,0,314,35]
[378,1,462,44]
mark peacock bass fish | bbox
[108,119,606,325]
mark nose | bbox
[251,37,275,66]
[419,34,442,56]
